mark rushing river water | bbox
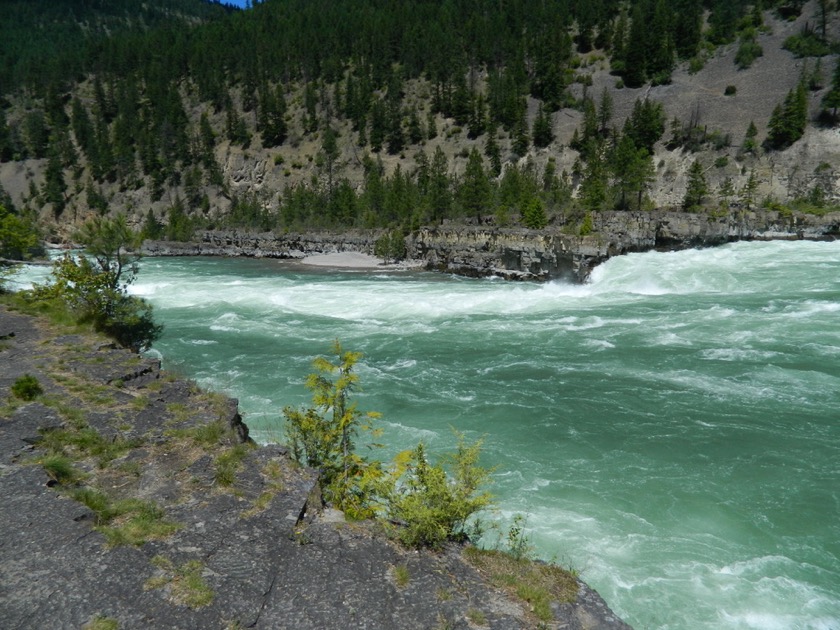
[13,240,840,629]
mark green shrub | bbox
[735,38,763,69]
[387,436,492,550]
[12,374,42,400]
[283,341,386,519]
[783,31,830,58]
[724,85,737,96]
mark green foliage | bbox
[783,28,830,58]
[283,340,386,519]
[623,99,666,153]
[214,443,252,487]
[41,454,78,484]
[458,149,492,222]
[463,546,578,622]
[683,160,708,212]
[12,374,43,400]
[821,56,840,123]
[374,231,407,263]
[29,215,161,351]
[387,435,492,550]
[82,615,119,630]
[145,557,214,608]
[393,564,410,588]
[531,103,553,148]
[765,83,808,150]
[735,31,763,69]
[579,212,594,236]
[0,204,41,262]
[95,498,181,546]
[521,198,548,229]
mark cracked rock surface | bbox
[0,305,631,629]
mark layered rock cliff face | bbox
[142,210,840,282]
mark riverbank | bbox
[140,209,840,282]
[0,303,632,629]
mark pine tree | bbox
[742,121,759,154]
[522,197,548,229]
[484,125,502,177]
[426,109,438,140]
[739,169,759,209]
[624,4,648,88]
[532,103,553,148]
[682,160,708,211]
[43,145,66,218]
[765,83,807,150]
[408,110,423,144]
[259,85,288,148]
[821,57,840,122]
[597,87,613,136]
[624,98,666,153]
[428,146,451,223]
[459,148,492,222]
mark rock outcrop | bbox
[0,305,632,629]
[142,209,840,282]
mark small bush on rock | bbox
[12,373,42,400]
[387,435,492,550]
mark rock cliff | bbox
[142,210,840,282]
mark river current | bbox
[13,240,840,629]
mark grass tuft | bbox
[463,547,578,622]
[145,556,214,608]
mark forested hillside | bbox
[1,0,839,245]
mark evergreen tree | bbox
[408,110,423,144]
[369,99,386,153]
[821,57,840,122]
[459,148,492,222]
[742,121,759,155]
[673,0,703,59]
[259,85,288,148]
[467,93,488,140]
[682,160,708,211]
[624,4,648,88]
[739,169,759,209]
[623,98,666,152]
[532,103,554,148]
[765,83,807,150]
[521,197,548,229]
[428,146,451,223]
[385,101,405,155]
[597,87,613,137]
[43,145,66,218]
[647,0,675,84]
[426,108,438,140]
[611,135,653,211]
[512,103,530,157]
[484,125,502,177]
[320,126,340,196]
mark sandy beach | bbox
[299,251,424,270]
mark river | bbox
[12,240,840,629]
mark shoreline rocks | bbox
[141,210,840,282]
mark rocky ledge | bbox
[0,304,631,629]
[141,209,840,282]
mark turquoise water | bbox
[13,241,840,629]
